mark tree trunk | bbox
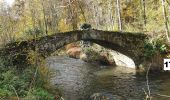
[114,4,117,30]
[108,0,114,30]
[77,0,87,23]
[142,0,147,29]
[116,0,122,31]
[68,0,78,30]
[162,0,170,41]
[41,0,48,35]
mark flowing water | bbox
[47,56,170,100]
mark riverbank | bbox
[0,50,61,99]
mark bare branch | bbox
[156,94,170,98]
[10,85,20,100]
[146,64,151,97]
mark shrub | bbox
[0,50,58,99]
[31,88,54,100]
[24,27,44,39]
[144,36,167,59]
[144,41,156,58]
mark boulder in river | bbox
[65,43,82,59]
[66,47,81,58]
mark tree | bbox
[41,0,48,35]
[161,0,170,41]
[142,0,147,29]
[116,0,122,31]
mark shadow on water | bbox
[46,56,170,100]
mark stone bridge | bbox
[0,29,148,67]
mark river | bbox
[47,56,170,100]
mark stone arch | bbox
[0,29,148,67]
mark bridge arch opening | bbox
[80,40,137,67]
[52,40,136,68]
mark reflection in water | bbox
[47,56,170,100]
